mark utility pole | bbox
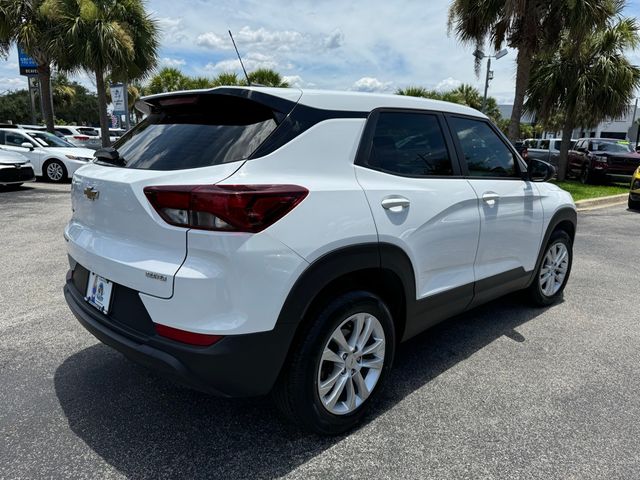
[481,57,492,113]
[474,48,508,114]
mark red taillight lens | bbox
[144,184,309,233]
[154,323,223,346]
[73,135,90,140]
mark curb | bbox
[575,193,628,212]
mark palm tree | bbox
[0,0,58,132]
[396,86,437,98]
[525,14,640,180]
[246,68,289,87]
[146,67,192,94]
[43,0,158,146]
[448,0,617,141]
[213,72,241,86]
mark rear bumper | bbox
[64,269,297,397]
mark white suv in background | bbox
[63,87,576,434]
[0,127,95,182]
[54,125,102,150]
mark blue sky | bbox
[1,0,640,104]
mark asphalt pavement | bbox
[1,181,639,479]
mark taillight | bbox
[143,184,309,233]
[73,135,90,140]
[154,323,223,346]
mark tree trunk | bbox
[557,106,576,181]
[507,47,533,142]
[95,66,111,148]
[37,64,55,133]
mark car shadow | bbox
[54,292,556,479]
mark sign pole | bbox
[123,81,130,130]
[27,77,37,124]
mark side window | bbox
[539,140,550,150]
[448,117,517,178]
[364,112,453,176]
[56,128,72,135]
[4,132,28,147]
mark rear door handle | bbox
[482,192,500,206]
[381,196,410,211]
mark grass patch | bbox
[552,180,629,202]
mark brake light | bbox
[154,323,223,346]
[144,184,309,233]
[73,135,90,140]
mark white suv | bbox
[63,87,576,434]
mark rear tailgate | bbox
[67,162,242,298]
[66,87,301,299]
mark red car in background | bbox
[568,138,640,184]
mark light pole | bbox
[473,48,508,113]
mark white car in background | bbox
[0,148,35,187]
[0,127,95,182]
[54,125,102,150]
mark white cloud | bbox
[156,16,188,44]
[324,29,344,49]
[0,76,27,91]
[196,32,230,50]
[281,75,307,88]
[198,26,304,52]
[352,77,393,93]
[436,77,462,91]
[160,57,186,67]
[205,52,280,73]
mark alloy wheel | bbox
[317,312,385,415]
[539,242,569,297]
[47,162,64,182]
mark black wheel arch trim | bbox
[526,207,577,288]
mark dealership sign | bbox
[18,46,38,76]
[110,84,126,113]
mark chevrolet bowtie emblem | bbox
[84,186,99,201]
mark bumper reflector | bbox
[154,323,224,346]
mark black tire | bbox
[43,159,67,183]
[629,195,640,211]
[579,166,594,184]
[272,291,396,435]
[528,230,573,306]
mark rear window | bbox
[78,127,99,136]
[111,94,280,170]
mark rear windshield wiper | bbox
[95,147,126,166]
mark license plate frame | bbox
[85,271,113,314]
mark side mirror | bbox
[20,142,34,151]
[527,158,555,182]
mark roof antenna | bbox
[228,30,251,86]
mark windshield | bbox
[591,141,633,153]
[28,131,75,148]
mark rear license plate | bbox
[85,272,113,314]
